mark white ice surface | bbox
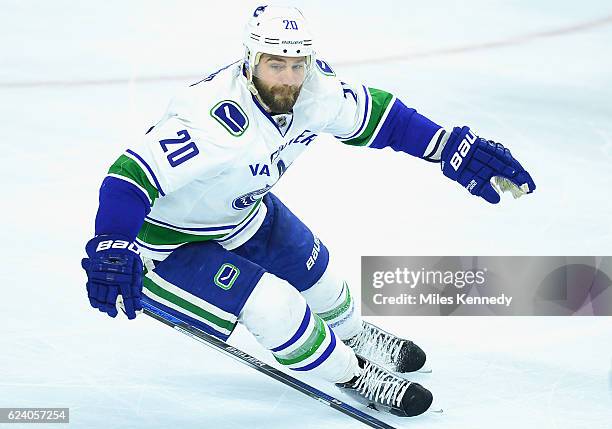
[1,1,611,428]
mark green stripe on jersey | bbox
[143,276,235,331]
[108,154,159,203]
[274,315,327,366]
[137,221,227,246]
[136,199,262,246]
[342,88,394,147]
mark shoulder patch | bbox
[315,59,336,77]
[190,61,240,87]
[210,100,249,137]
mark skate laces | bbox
[349,323,405,366]
[353,359,410,408]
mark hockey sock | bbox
[301,267,363,340]
[240,273,359,383]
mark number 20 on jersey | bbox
[159,130,199,167]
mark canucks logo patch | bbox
[210,100,249,136]
[315,59,335,76]
[232,185,271,210]
[214,263,240,290]
[253,5,266,17]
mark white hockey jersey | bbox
[107,59,397,260]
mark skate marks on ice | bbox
[419,350,612,429]
[0,319,350,429]
[228,326,443,428]
[3,12,612,89]
[609,359,612,401]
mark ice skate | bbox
[336,355,433,417]
[344,321,427,373]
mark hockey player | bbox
[81,6,535,417]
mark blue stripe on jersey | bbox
[95,176,150,240]
[217,204,262,243]
[335,85,371,141]
[126,149,166,196]
[135,239,177,253]
[145,216,238,233]
[369,98,442,158]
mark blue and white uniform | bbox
[93,58,443,382]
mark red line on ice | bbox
[2,14,611,89]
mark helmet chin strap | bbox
[244,56,272,113]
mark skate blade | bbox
[428,400,444,414]
[366,400,441,417]
[393,364,432,379]
[417,363,432,374]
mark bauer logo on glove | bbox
[81,234,143,319]
[440,126,536,204]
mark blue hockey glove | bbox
[81,235,143,319]
[440,126,536,204]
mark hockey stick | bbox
[140,296,397,429]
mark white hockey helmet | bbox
[243,5,315,75]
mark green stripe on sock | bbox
[274,314,327,366]
[342,88,394,147]
[318,282,351,321]
[143,276,235,331]
[108,154,159,203]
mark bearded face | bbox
[252,75,302,113]
[251,54,307,114]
